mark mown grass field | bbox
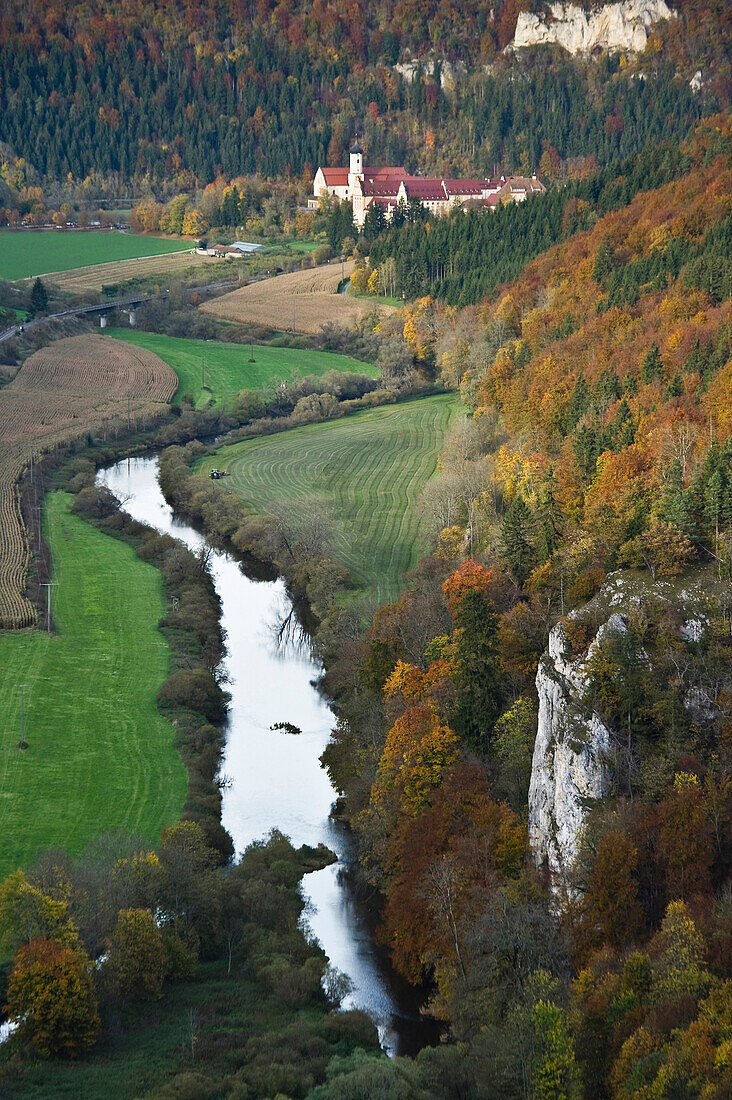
[198,394,460,606]
[0,230,188,282]
[108,329,378,408]
[0,493,186,878]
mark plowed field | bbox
[0,334,176,627]
[200,261,396,333]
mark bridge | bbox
[0,278,241,347]
[0,292,156,345]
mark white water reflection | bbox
[97,457,418,1055]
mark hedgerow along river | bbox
[98,456,435,1057]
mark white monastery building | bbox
[311,141,546,227]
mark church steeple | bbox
[349,136,363,180]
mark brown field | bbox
[0,335,176,628]
[200,261,396,333]
[46,250,219,294]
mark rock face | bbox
[512,1,677,55]
[395,58,466,88]
[528,615,626,891]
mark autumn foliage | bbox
[5,938,100,1057]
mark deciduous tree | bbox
[6,937,99,1057]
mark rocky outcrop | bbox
[394,58,467,89]
[528,615,625,891]
[512,1,677,55]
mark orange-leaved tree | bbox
[5,937,100,1057]
[442,559,494,613]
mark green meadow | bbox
[198,394,460,606]
[0,494,186,878]
[108,329,378,408]
[0,230,186,281]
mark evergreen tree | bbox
[596,368,621,403]
[666,373,684,399]
[683,337,706,375]
[363,201,386,241]
[565,374,591,431]
[501,496,535,585]
[451,587,501,750]
[660,459,691,534]
[29,278,48,317]
[641,343,664,384]
[593,234,616,285]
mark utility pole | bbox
[201,354,206,390]
[127,393,131,432]
[14,685,28,750]
[32,504,41,551]
[292,301,295,335]
[40,581,58,634]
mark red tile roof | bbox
[442,178,488,194]
[402,178,448,201]
[321,168,349,185]
[367,166,407,178]
[363,180,402,197]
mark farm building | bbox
[205,241,262,258]
[311,141,546,227]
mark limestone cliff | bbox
[528,572,714,895]
[528,615,618,891]
[512,1,677,55]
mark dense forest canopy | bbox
[0,0,728,188]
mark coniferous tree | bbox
[641,343,664,384]
[501,496,535,585]
[660,459,691,534]
[593,234,616,285]
[29,278,48,317]
[450,587,501,750]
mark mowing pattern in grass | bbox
[109,329,378,408]
[0,230,187,282]
[0,493,186,878]
[199,394,459,606]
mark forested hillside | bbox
[368,133,703,304]
[314,113,732,1095]
[0,0,727,189]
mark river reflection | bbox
[97,456,433,1057]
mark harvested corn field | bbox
[0,335,176,628]
[200,261,396,333]
[47,249,218,294]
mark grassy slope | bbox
[0,231,187,281]
[108,329,379,408]
[198,394,460,606]
[0,493,186,878]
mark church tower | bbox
[348,138,363,188]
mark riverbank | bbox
[100,455,438,1055]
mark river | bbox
[98,456,434,1057]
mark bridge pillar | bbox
[99,315,107,329]
[129,309,136,328]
